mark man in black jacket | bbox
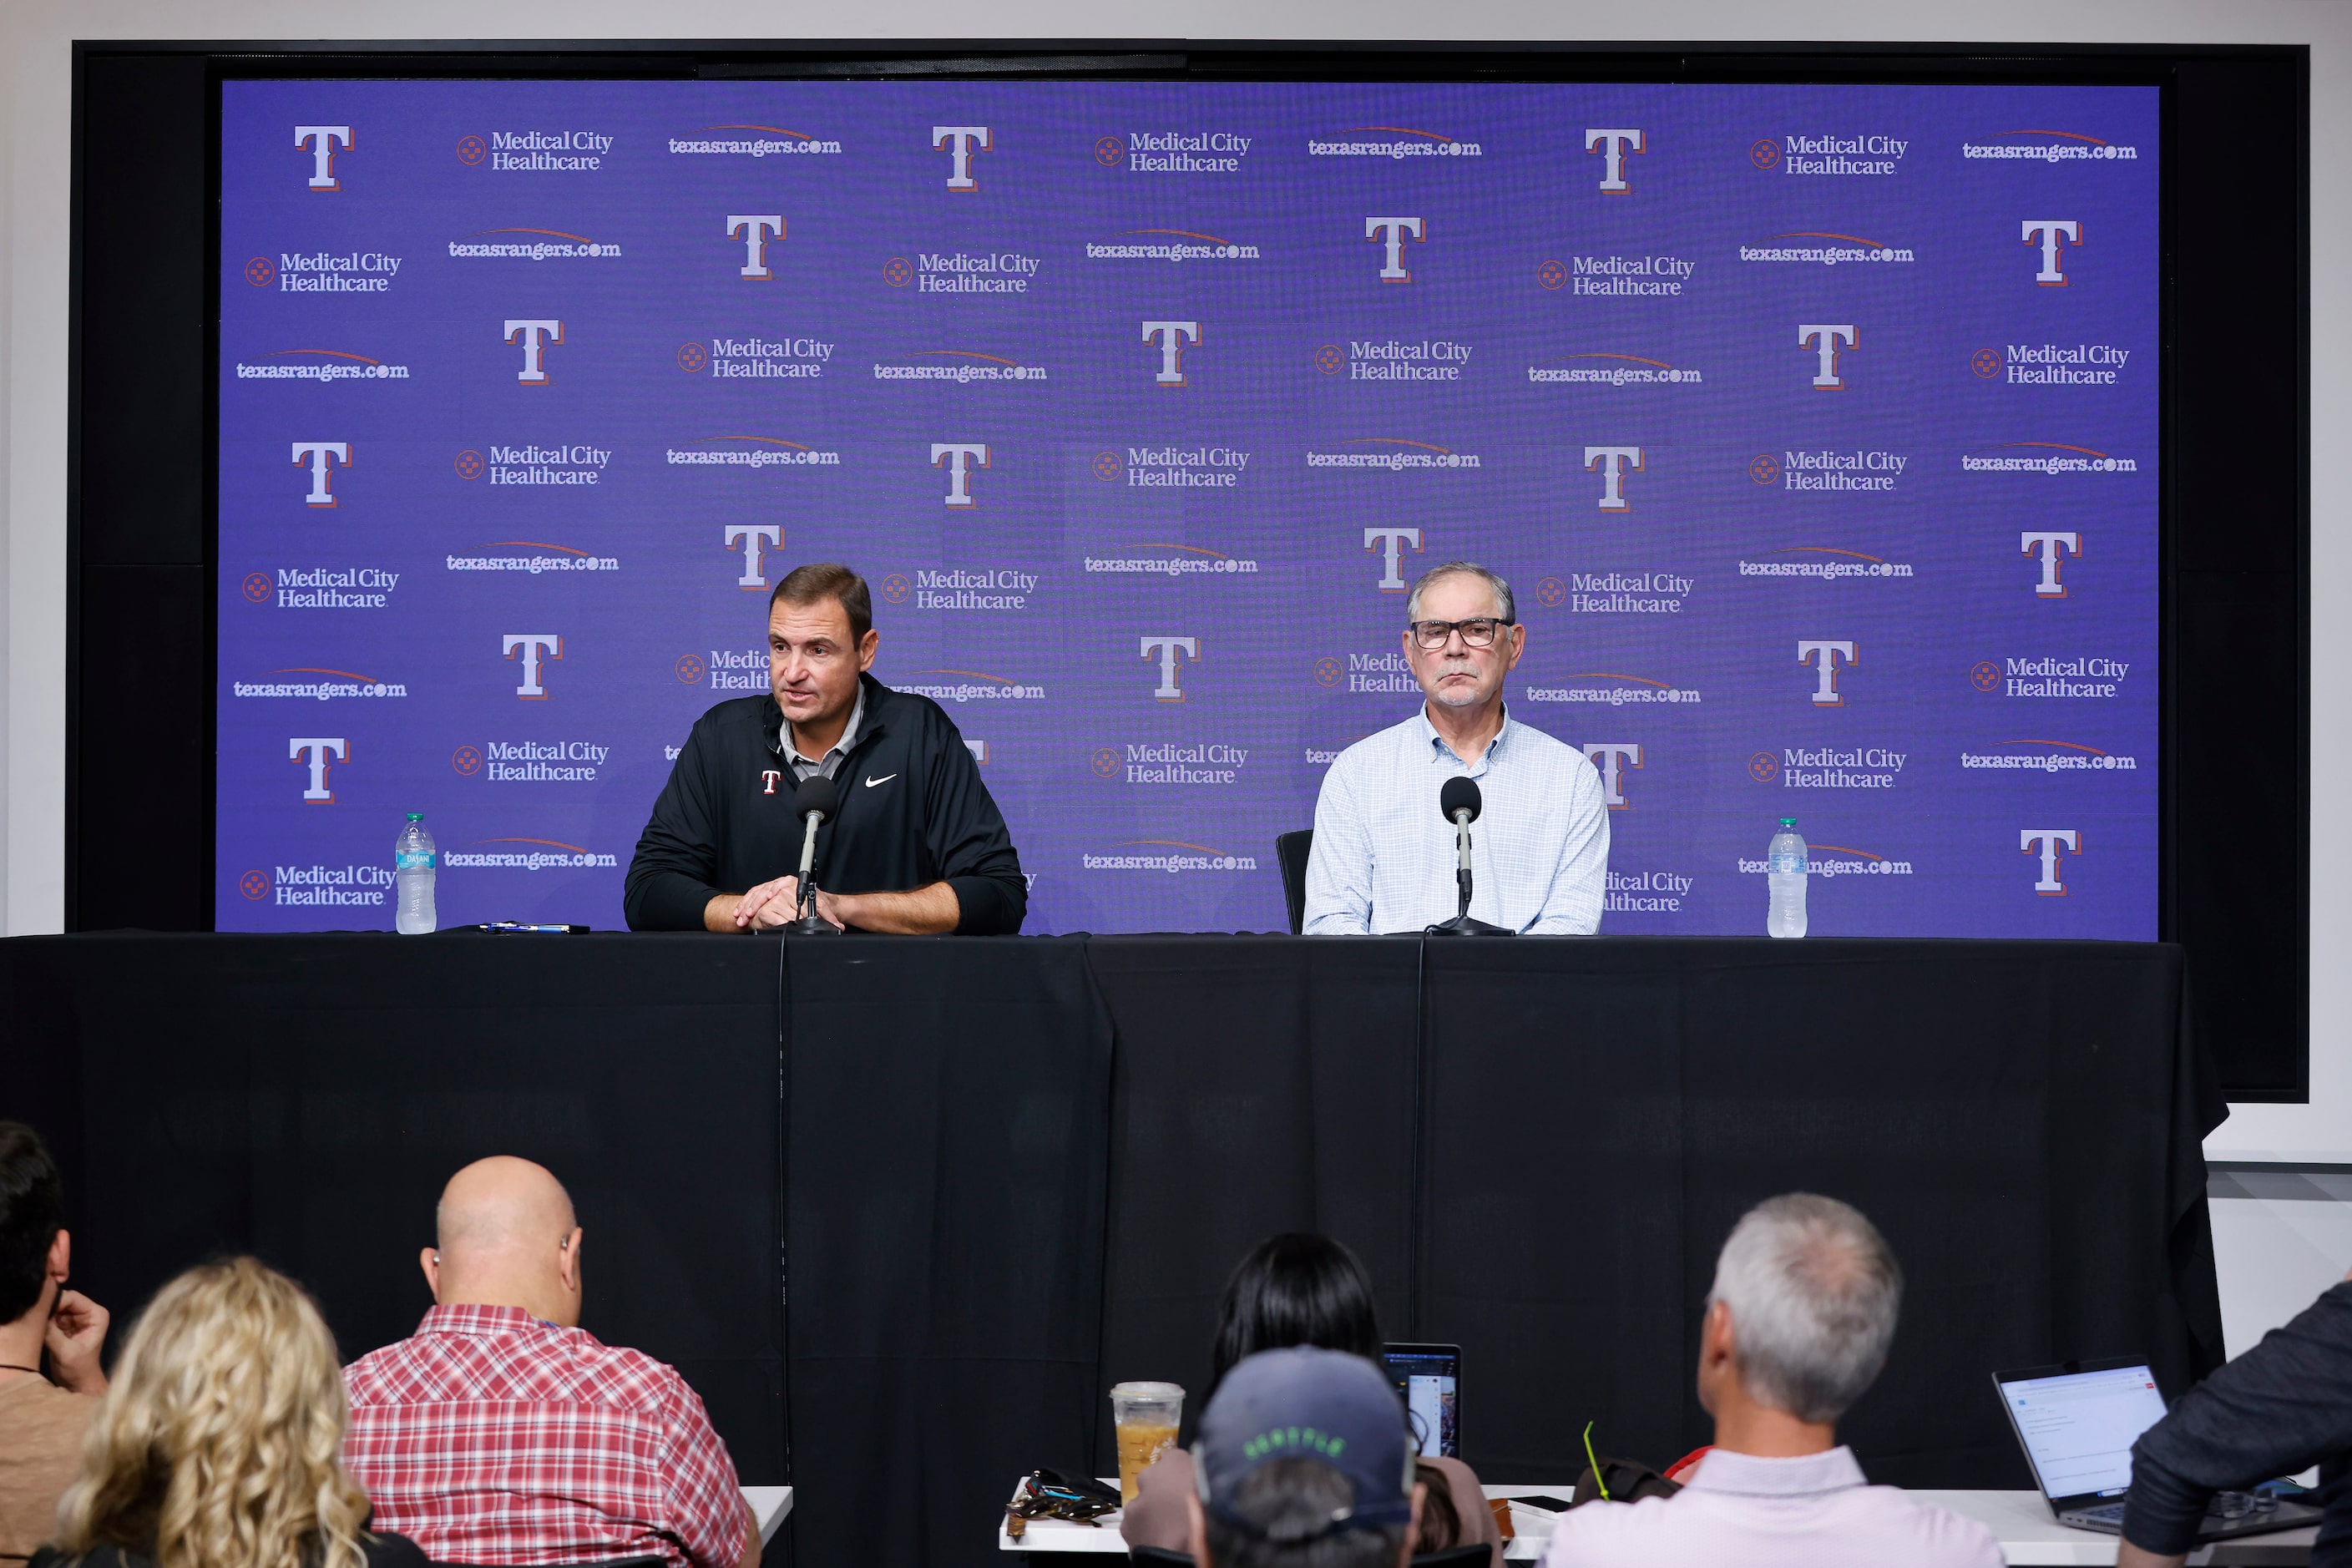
[2120,1268,2352,1567]
[624,564,1026,934]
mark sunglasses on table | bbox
[1006,1469,1122,1525]
[1407,617,1513,650]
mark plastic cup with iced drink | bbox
[1110,1381,1185,1503]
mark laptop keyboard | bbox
[2070,1503,2127,1525]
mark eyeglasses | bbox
[1409,617,1510,650]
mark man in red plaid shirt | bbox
[343,1158,759,1568]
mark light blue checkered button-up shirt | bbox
[1302,706,1611,935]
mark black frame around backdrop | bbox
[65,39,2310,1099]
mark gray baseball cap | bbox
[1192,1346,1415,1537]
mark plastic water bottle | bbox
[395,813,438,935]
[1767,818,1808,938]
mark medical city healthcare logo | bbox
[1318,650,1416,695]
[680,335,830,378]
[1547,254,1695,296]
[1759,449,1908,491]
[894,250,1042,293]
[1100,129,1254,173]
[1974,655,2132,698]
[1098,740,1252,785]
[1100,445,1252,488]
[888,564,1039,611]
[255,250,403,292]
[459,128,615,171]
[1753,130,1909,175]
[1978,343,2132,386]
[254,565,399,608]
[262,863,392,907]
[1342,338,1474,382]
[1751,746,1909,789]
[1548,570,1692,614]
[463,441,609,486]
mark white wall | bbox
[4,0,2344,1160]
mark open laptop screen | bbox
[1999,1363,2168,1500]
[1383,1343,1459,1459]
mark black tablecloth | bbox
[3,933,2223,1568]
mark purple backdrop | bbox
[216,78,2159,935]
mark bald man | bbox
[342,1158,759,1568]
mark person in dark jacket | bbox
[624,563,1025,934]
[2120,1268,2352,1567]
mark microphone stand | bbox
[785,802,840,938]
[1425,809,1511,937]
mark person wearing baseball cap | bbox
[1182,1346,1427,1568]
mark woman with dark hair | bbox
[1121,1233,1501,1565]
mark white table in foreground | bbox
[1914,1491,2314,1566]
[995,1481,1576,1556]
[997,1483,2319,1565]
[743,1486,794,1545]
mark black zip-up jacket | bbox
[624,675,1026,933]
[2124,1280,2352,1561]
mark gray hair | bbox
[1707,1193,1903,1424]
[1404,562,1514,625]
[1201,1459,1406,1568]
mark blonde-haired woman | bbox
[31,1258,424,1568]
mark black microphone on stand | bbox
[784,775,842,937]
[1426,776,1512,937]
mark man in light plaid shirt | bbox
[343,1158,757,1568]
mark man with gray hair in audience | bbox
[1540,1193,2000,1568]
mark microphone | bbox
[785,775,841,937]
[1426,776,1510,937]
[1439,777,1481,918]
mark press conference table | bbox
[997,1484,2317,1564]
[5,931,2222,1568]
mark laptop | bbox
[1992,1358,2324,1540]
[1383,1343,1459,1459]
